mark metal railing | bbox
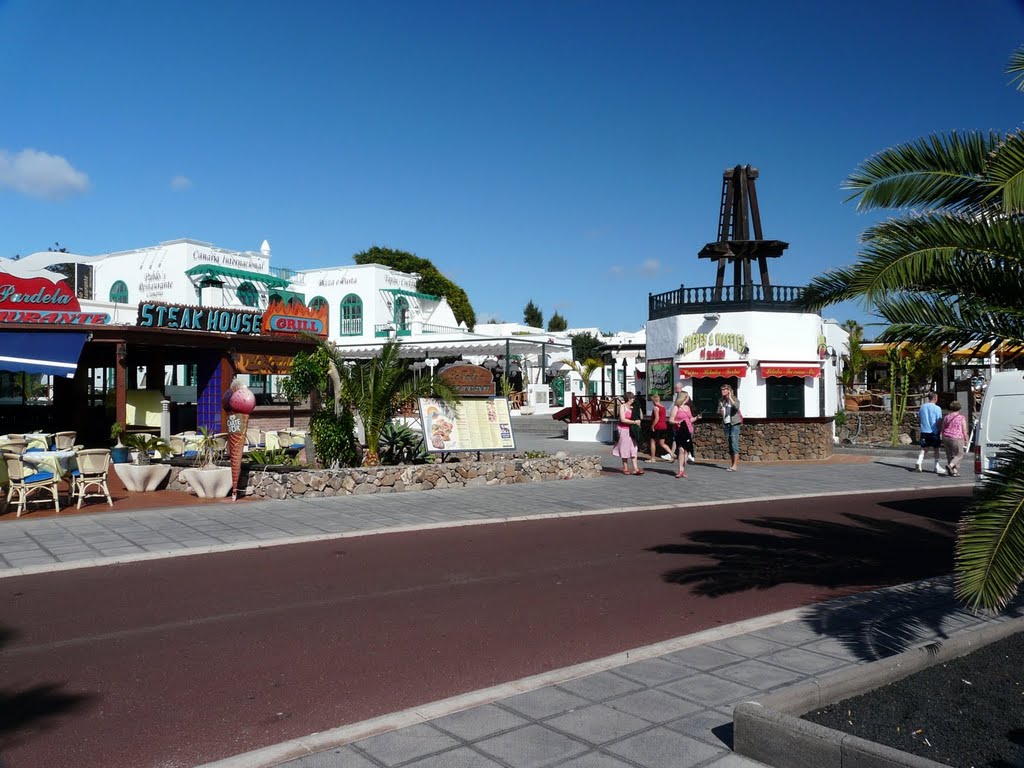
[269,266,305,284]
[649,284,806,320]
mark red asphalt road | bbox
[0,487,969,768]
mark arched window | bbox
[340,294,362,336]
[237,282,259,307]
[269,292,283,305]
[109,280,129,304]
[310,296,329,335]
[394,296,410,332]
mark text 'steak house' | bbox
[645,166,848,461]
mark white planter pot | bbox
[180,467,233,498]
[113,463,171,492]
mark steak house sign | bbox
[137,300,327,337]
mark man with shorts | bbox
[916,392,944,474]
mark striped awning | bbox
[385,288,441,302]
[678,364,748,379]
[186,265,290,289]
[759,363,821,378]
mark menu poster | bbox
[647,358,674,398]
[419,397,516,453]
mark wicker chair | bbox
[70,449,113,509]
[3,451,61,516]
[54,431,78,450]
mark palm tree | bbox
[801,46,1024,611]
[562,357,606,395]
[319,340,460,466]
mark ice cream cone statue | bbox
[222,379,257,500]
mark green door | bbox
[766,377,805,417]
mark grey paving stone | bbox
[280,745,379,767]
[614,657,697,686]
[605,726,723,768]
[546,704,650,746]
[500,687,590,720]
[665,709,735,746]
[604,689,702,724]
[554,752,638,768]
[430,704,529,741]
[759,647,850,675]
[711,634,789,658]
[403,746,505,768]
[659,674,757,708]
[748,621,823,646]
[701,753,767,767]
[711,659,806,690]
[800,636,860,660]
[475,724,588,768]
[352,723,459,766]
[661,645,746,671]
[556,672,644,703]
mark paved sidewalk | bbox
[199,575,1014,768]
[0,450,971,576]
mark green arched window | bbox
[393,296,410,332]
[269,292,283,305]
[237,282,259,307]
[310,296,329,335]
[340,294,362,336]
[109,280,129,304]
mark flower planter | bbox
[180,466,232,498]
[113,462,171,492]
[111,446,131,464]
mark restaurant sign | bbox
[137,299,328,337]
[439,364,496,396]
[233,353,293,375]
[0,273,110,325]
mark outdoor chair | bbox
[2,451,61,517]
[1,441,27,454]
[70,449,113,509]
[168,436,186,456]
[54,431,77,450]
[213,433,229,456]
[245,429,264,449]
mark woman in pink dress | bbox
[613,392,643,475]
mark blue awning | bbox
[0,331,88,378]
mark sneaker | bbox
[662,453,673,461]
[914,464,922,472]
[688,455,696,464]
[934,466,945,475]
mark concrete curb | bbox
[733,615,1024,768]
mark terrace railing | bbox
[648,284,806,320]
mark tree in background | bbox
[801,47,1024,611]
[571,332,604,363]
[840,320,866,392]
[353,246,476,330]
[547,311,567,332]
[523,300,543,329]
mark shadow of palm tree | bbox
[0,624,94,758]
[647,496,988,660]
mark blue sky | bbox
[1,1,1022,337]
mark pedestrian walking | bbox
[668,392,698,478]
[670,382,697,464]
[648,394,674,462]
[719,384,742,471]
[915,392,945,474]
[613,392,644,475]
[941,401,969,477]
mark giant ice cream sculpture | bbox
[222,379,256,500]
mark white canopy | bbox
[330,333,571,360]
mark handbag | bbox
[629,424,641,443]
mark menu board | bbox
[419,397,516,453]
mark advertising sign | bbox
[233,353,293,375]
[438,364,496,396]
[136,299,328,337]
[647,359,674,398]
[0,272,109,325]
[419,397,515,452]
[261,300,328,338]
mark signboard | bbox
[137,299,328,337]
[439,364,496,396]
[647,359,673,398]
[760,364,820,379]
[234,353,293,375]
[0,272,109,326]
[419,397,515,452]
[678,364,748,379]
[261,299,328,338]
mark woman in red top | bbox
[647,394,673,463]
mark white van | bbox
[974,370,1024,486]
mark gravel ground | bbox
[804,630,1024,767]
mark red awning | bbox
[678,364,747,379]
[759,363,821,379]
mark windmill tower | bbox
[697,165,789,302]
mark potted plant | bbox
[113,434,172,491]
[179,427,232,498]
[110,422,130,464]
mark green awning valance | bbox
[186,265,291,289]
[385,288,440,301]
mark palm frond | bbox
[986,131,1024,213]
[1008,45,1024,92]
[956,431,1024,611]
[874,294,1024,351]
[844,132,1002,213]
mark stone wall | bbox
[837,411,918,445]
[690,419,834,462]
[165,453,603,499]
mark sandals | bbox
[675,471,687,478]
[634,470,645,476]
[622,469,633,475]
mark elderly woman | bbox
[613,392,644,475]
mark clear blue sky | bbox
[2,1,1022,337]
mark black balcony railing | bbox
[648,284,807,320]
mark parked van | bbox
[974,370,1024,486]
